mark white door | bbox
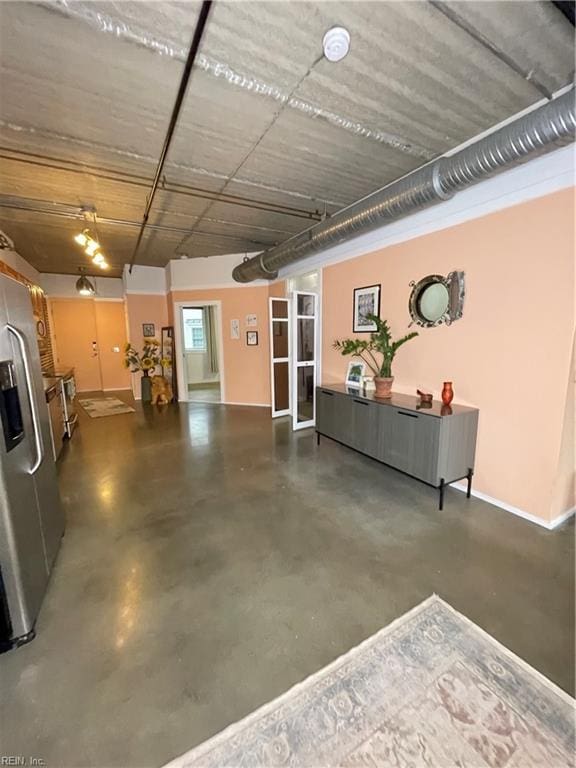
[291,291,317,431]
[269,297,290,417]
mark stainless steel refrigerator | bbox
[0,273,65,651]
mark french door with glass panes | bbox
[269,297,291,417]
[291,291,317,431]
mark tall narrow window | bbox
[183,308,206,352]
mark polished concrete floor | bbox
[187,382,221,403]
[1,393,574,767]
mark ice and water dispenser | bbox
[0,360,24,452]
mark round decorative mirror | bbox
[408,271,465,328]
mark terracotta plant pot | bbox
[374,376,394,399]
[441,381,454,405]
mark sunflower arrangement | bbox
[124,339,168,377]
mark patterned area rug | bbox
[165,596,575,768]
[78,397,135,418]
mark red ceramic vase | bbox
[441,381,454,405]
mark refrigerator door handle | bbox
[7,323,44,474]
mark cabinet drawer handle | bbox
[353,399,369,406]
[321,390,334,396]
[397,410,418,418]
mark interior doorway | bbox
[174,302,224,403]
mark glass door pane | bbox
[272,321,289,358]
[271,299,288,319]
[273,361,289,412]
[296,366,314,424]
[297,319,315,361]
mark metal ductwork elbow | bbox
[232,89,575,283]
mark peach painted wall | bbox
[322,189,575,524]
[551,331,575,519]
[171,287,271,406]
[268,280,286,298]
[125,293,169,398]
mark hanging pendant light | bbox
[76,268,95,296]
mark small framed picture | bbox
[246,331,258,346]
[346,361,365,388]
[246,314,257,327]
[353,285,381,332]
[142,323,155,338]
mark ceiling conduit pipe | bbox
[232,89,575,283]
[128,0,213,274]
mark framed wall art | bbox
[142,323,155,338]
[353,284,380,332]
[246,331,258,346]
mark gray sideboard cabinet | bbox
[316,385,479,509]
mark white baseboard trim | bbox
[548,506,576,530]
[222,401,270,408]
[452,483,575,530]
[103,387,132,392]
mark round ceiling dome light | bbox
[322,26,350,63]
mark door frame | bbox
[173,300,225,403]
[269,296,291,418]
[286,268,323,387]
[291,290,318,431]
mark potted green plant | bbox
[333,315,418,399]
[124,339,167,403]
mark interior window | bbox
[183,308,206,352]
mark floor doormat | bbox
[164,595,575,768]
[78,397,135,418]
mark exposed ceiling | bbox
[0,1,573,278]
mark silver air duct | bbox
[232,90,575,283]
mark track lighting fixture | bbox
[74,228,109,270]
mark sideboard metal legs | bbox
[439,469,473,509]
[466,468,473,498]
[316,431,320,446]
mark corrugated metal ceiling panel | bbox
[0,0,572,275]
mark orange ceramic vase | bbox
[441,381,454,405]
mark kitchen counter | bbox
[43,368,74,399]
[43,375,62,398]
[51,367,74,379]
